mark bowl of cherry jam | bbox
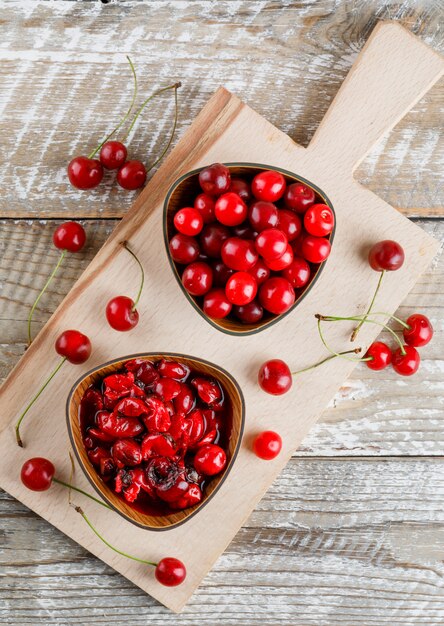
[164,163,335,335]
[67,353,244,530]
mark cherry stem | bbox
[73,506,157,567]
[316,318,366,363]
[291,348,366,375]
[27,249,67,345]
[370,311,410,329]
[15,357,66,447]
[350,270,385,341]
[145,84,180,175]
[121,241,144,311]
[88,56,138,159]
[53,478,111,510]
[123,82,181,144]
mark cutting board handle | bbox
[308,22,443,172]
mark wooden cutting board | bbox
[0,22,442,612]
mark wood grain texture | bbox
[0,0,443,219]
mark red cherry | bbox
[155,557,186,587]
[277,209,301,242]
[304,204,334,237]
[200,223,230,257]
[284,182,315,213]
[392,345,420,376]
[199,163,231,196]
[55,330,91,364]
[169,234,200,264]
[233,300,264,324]
[203,288,232,318]
[99,141,128,170]
[215,193,247,226]
[155,377,182,401]
[194,193,216,224]
[259,277,295,315]
[68,156,103,190]
[21,458,55,491]
[258,359,292,395]
[403,314,433,347]
[211,261,234,286]
[158,359,189,381]
[53,222,86,252]
[252,170,286,202]
[228,178,252,203]
[282,257,310,289]
[255,228,288,260]
[221,237,258,271]
[368,240,405,271]
[174,207,204,236]
[194,444,226,475]
[248,259,270,286]
[302,235,331,263]
[182,262,213,296]
[365,341,392,370]
[106,296,139,331]
[225,272,257,306]
[232,224,258,240]
[253,431,282,460]
[117,160,147,190]
[248,201,278,231]
[266,244,294,271]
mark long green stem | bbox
[145,84,179,175]
[370,311,410,329]
[316,318,366,362]
[15,357,66,447]
[74,506,156,566]
[291,348,366,376]
[53,479,111,510]
[318,314,406,354]
[121,241,144,310]
[350,270,385,341]
[28,249,67,345]
[88,56,138,159]
[123,82,181,142]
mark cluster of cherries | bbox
[168,163,334,325]
[79,357,230,513]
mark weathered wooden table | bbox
[1,2,443,624]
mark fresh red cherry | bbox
[174,207,204,236]
[200,223,230,257]
[203,288,232,318]
[21,458,55,491]
[284,182,315,213]
[53,222,86,252]
[365,341,392,370]
[304,204,335,237]
[255,228,288,260]
[266,244,294,271]
[258,359,292,395]
[194,193,216,224]
[155,557,187,587]
[199,163,231,196]
[169,234,200,264]
[253,431,282,460]
[302,235,331,263]
[215,192,247,226]
[392,345,420,376]
[68,156,103,190]
[106,296,139,331]
[228,178,252,203]
[211,261,234,286]
[55,330,91,364]
[194,444,226,476]
[99,141,128,170]
[233,300,264,324]
[117,160,147,190]
[252,170,286,202]
[221,237,258,271]
[248,259,270,286]
[182,262,213,296]
[248,201,278,232]
[368,240,405,272]
[259,277,295,315]
[225,272,257,306]
[282,257,310,289]
[277,209,301,242]
[403,314,433,347]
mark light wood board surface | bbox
[1,1,443,624]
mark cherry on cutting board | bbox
[253,431,282,460]
[106,241,144,331]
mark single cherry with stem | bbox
[364,341,392,370]
[15,330,91,447]
[27,222,86,345]
[392,345,420,376]
[106,241,145,331]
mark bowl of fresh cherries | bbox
[165,163,335,334]
[67,354,244,530]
